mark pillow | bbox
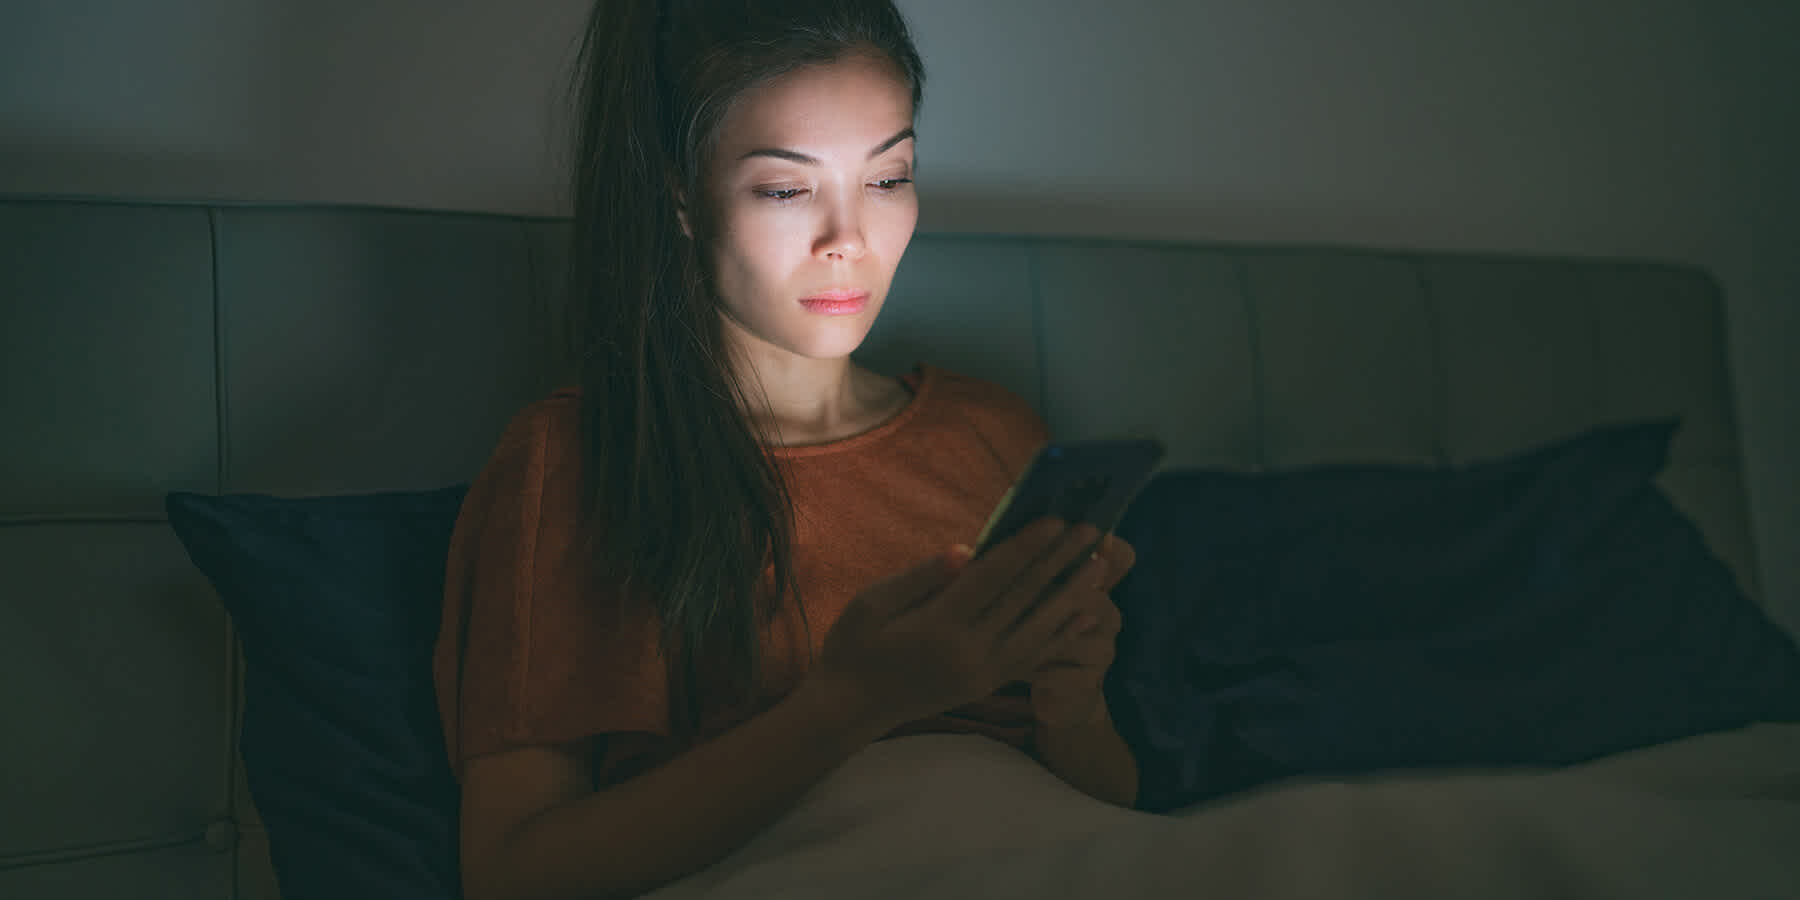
[1103,420,1800,813]
[166,485,467,900]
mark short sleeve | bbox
[951,373,1051,483]
[432,393,672,782]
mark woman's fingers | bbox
[1003,551,1110,663]
[907,519,1127,688]
[941,517,1065,621]
[871,545,972,619]
[1095,534,1137,593]
[984,523,1103,631]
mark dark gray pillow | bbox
[1105,420,1800,813]
[166,485,467,899]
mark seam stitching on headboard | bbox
[519,220,545,389]
[208,208,229,493]
[0,514,168,527]
[206,206,245,892]
[1232,255,1267,469]
[1026,244,1050,420]
[0,831,208,871]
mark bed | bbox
[2,194,1795,898]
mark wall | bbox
[1,0,1792,619]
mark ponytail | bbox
[563,0,925,741]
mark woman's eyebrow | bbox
[737,126,915,165]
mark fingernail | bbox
[948,544,974,563]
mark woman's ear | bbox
[673,185,694,239]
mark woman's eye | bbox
[758,188,807,204]
[755,179,911,205]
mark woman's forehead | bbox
[713,56,915,164]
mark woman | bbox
[433,1,1140,897]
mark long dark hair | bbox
[565,0,926,740]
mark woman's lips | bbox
[798,290,869,315]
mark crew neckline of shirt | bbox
[768,362,935,459]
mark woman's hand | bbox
[811,518,1108,731]
[1029,534,1135,728]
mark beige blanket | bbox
[648,725,1800,899]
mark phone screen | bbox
[971,437,1166,558]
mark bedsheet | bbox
[646,725,1800,899]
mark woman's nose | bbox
[815,212,867,261]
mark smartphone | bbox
[970,437,1168,562]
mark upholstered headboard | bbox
[0,195,1763,896]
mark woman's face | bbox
[700,53,918,364]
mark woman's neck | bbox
[732,348,907,448]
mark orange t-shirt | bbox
[432,363,1051,784]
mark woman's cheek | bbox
[716,203,784,257]
[875,197,919,253]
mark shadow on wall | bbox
[918,181,1289,244]
[0,143,278,205]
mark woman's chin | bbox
[789,328,877,362]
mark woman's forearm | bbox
[1033,701,1139,808]
[469,677,892,900]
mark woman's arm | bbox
[460,526,1106,900]
[459,676,889,900]
[1030,534,1139,808]
[1033,699,1140,809]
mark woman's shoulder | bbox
[919,364,1049,442]
[486,386,584,463]
[532,385,583,425]
[455,388,589,518]
[910,365,1049,479]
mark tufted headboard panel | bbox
[0,195,1762,896]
